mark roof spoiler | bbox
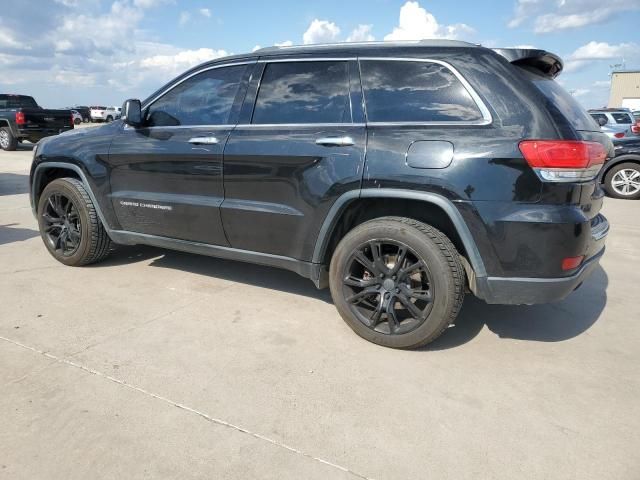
[493,48,563,78]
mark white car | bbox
[70,110,83,126]
[90,106,121,123]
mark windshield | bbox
[0,95,39,109]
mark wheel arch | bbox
[0,119,15,135]
[31,162,111,232]
[312,189,487,280]
[601,155,640,181]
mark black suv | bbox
[29,41,611,348]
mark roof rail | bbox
[253,39,478,54]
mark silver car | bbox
[589,109,639,139]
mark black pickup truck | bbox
[0,94,73,151]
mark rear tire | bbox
[329,217,465,349]
[106,116,113,123]
[0,127,18,151]
[604,162,640,200]
[37,178,113,266]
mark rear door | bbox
[221,58,366,261]
[107,62,253,245]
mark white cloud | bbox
[179,11,191,26]
[133,0,172,8]
[564,41,637,72]
[593,80,611,88]
[0,1,229,106]
[384,1,474,41]
[0,28,21,48]
[140,48,228,70]
[303,19,340,45]
[346,24,375,42]
[508,0,640,33]
[274,40,293,47]
[571,88,590,97]
[199,8,211,18]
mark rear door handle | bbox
[315,136,354,147]
[188,136,219,145]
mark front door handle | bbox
[315,136,354,147]
[188,136,219,145]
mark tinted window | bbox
[0,95,38,109]
[359,60,483,123]
[522,68,597,131]
[147,65,246,127]
[612,113,633,124]
[252,62,351,124]
[590,113,608,125]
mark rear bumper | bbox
[16,127,73,140]
[475,246,605,304]
[473,213,608,305]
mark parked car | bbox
[599,137,640,199]
[91,106,121,123]
[0,94,74,151]
[589,108,639,139]
[29,42,611,348]
[73,106,91,123]
[89,106,107,122]
[70,110,83,126]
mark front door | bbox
[108,62,253,245]
[222,59,366,261]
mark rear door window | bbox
[252,61,351,124]
[612,113,633,124]
[359,60,484,123]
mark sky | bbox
[0,0,638,109]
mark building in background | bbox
[609,71,640,110]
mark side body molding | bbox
[32,167,486,290]
[312,188,487,278]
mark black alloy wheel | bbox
[342,239,434,335]
[329,217,465,349]
[41,192,82,257]
[37,177,113,266]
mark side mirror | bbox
[597,117,607,127]
[122,99,142,127]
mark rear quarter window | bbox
[612,113,633,124]
[359,60,484,123]
[520,68,597,131]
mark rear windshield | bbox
[0,95,38,109]
[519,68,598,131]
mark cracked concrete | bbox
[1,147,639,479]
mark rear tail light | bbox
[614,132,625,138]
[15,111,25,125]
[518,140,607,183]
[632,122,640,134]
[562,255,584,271]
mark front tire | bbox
[604,162,640,200]
[329,217,465,349]
[37,178,113,266]
[74,118,81,125]
[106,116,113,123]
[0,127,18,151]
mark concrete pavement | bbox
[1,146,639,479]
